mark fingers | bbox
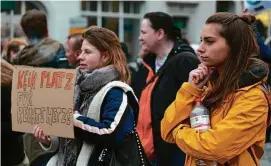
[34,125,39,139]
[191,65,208,84]
[33,125,49,144]
[39,128,44,140]
[189,63,215,88]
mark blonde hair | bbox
[82,26,131,84]
[1,59,14,86]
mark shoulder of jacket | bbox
[175,52,198,61]
[168,52,199,67]
[235,85,266,101]
[105,87,124,100]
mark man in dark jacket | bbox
[132,12,200,166]
[12,9,70,166]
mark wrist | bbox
[182,82,204,98]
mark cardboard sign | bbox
[11,66,76,138]
[245,0,271,14]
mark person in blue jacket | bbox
[33,26,144,166]
[253,19,271,61]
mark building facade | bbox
[1,0,242,60]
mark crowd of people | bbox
[1,7,271,166]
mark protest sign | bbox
[11,66,76,138]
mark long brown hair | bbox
[82,26,131,84]
[204,12,262,109]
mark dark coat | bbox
[132,40,200,166]
[1,85,25,166]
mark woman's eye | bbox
[206,40,213,45]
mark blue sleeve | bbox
[254,24,271,60]
[74,88,134,147]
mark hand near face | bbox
[33,125,51,145]
[188,64,214,89]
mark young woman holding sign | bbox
[161,12,271,166]
[34,26,150,166]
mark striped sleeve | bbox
[73,88,132,145]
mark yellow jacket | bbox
[161,82,269,166]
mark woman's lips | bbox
[80,64,87,69]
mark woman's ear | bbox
[101,51,110,63]
[157,28,165,40]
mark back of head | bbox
[143,12,181,41]
[68,33,83,51]
[1,59,14,86]
[82,26,131,84]
[20,9,47,39]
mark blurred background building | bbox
[0,0,267,61]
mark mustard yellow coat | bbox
[161,82,269,166]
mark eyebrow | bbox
[200,36,215,40]
[81,48,90,51]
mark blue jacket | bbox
[74,87,135,165]
[254,23,271,61]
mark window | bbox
[112,1,119,12]
[89,1,97,11]
[216,1,235,12]
[102,17,119,36]
[81,1,86,10]
[102,1,119,12]
[81,1,97,11]
[81,1,143,58]
[102,1,109,12]
[124,1,141,14]
[173,16,188,29]
[26,1,40,11]
[84,16,97,26]
[124,18,140,62]
[14,1,21,14]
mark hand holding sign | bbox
[33,125,51,145]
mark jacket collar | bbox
[237,58,268,91]
[142,39,195,71]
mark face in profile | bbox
[78,39,105,72]
[65,38,79,67]
[138,19,158,53]
[197,23,230,68]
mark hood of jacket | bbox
[13,38,63,67]
[143,39,196,71]
[237,58,269,90]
